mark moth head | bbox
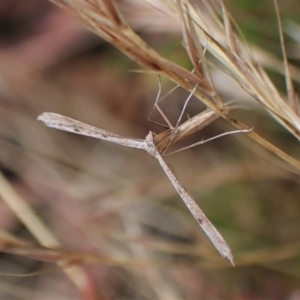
[145,131,157,157]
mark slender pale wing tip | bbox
[218,245,234,266]
[226,254,235,266]
[219,242,234,266]
[37,112,63,129]
[37,112,55,124]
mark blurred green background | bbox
[0,0,299,299]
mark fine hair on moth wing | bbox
[37,111,251,265]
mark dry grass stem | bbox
[0,172,88,290]
[154,108,221,153]
[37,0,300,270]
[48,0,300,172]
[274,0,297,113]
[2,1,300,297]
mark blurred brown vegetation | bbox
[0,0,300,299]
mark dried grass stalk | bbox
[49,0,300,170]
